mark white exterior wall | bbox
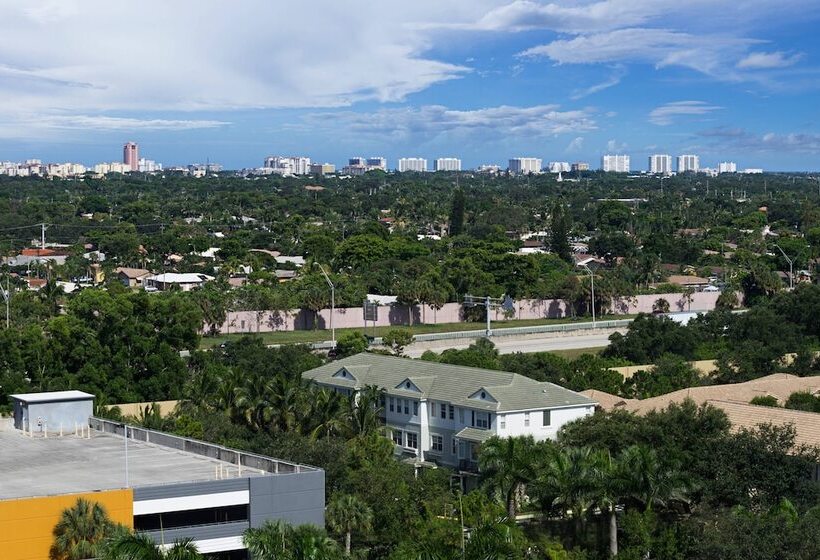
[602,155,630,172]
[496,405,594,441]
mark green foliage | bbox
[750,395,780,407]
[381,329,414,356]
[784,392,820,413]
[51,498,119,560]
[335,332,368,358]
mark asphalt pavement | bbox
[404,329,624,357]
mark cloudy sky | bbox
[2,0,819,170]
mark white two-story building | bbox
[302,354,597,470]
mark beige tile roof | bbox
[706,400,820,449]
[302,353,596,412]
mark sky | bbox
[1,0,820,171]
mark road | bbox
[404,330,624,357]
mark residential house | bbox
[302,354,596,470]
[144,272,214,292]
[116,267,152,288]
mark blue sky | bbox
[1,0,819,171]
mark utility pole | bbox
[578,264,596,325]
[316,263,335,347]
[772,244,794,290]
[2,275,10,328]
[41,223,46,250]
[463,294,514,337]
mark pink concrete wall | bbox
[210,291,735,334]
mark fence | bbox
[90,417,317,475]
[210,291,732,335]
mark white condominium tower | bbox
[434,158,461,171]
[677,154,700,173]
[648,154,673,175]
[601,154,630,172]
[398,158,428,172]
[718,162,737,173]
[508,157,542,174]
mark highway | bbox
[404,329,624,357]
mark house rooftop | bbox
[302,353,595,413]
[10,390,93,404]
[0,418,318,501]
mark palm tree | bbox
[538,446,598,546]
[234,372,275,431]
[590,450,628,558]
[326,494,373,555]
[345,385,385,438]
[268,376,309,433]
[100,533,202,560]
[244,519,291,560]
[50,498,116,560]
[680,286,695,312]
[289,525,340,560]
[619,445,687,513]
[309,388,347,439]
[478,436,539,518]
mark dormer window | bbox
[480,391,486,399]
[406,381,411,389]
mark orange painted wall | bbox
[0,489,133,560]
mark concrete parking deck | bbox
[0,421,264,500]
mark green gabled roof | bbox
[302,353,596,412]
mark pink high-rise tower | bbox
[123,142,139,172]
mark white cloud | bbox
[649,101,722,125]
[520,28,757,78]
[304,104,597,138]
[699,127,820,154]
[565,136,584,152]
[606,139,628,152]
[570,66,626,99]
[737,51,803,69]
[40,116,230,131]
[0,0,477,121]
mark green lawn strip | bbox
[200,314,634,348]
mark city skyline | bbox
[0,2,819,170]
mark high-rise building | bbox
[648,154,673,175]
[677,154,699,173]
[601,155,630,172]
[263,156,311,175]
[434,158,461,172]
[366,157,387,171]
[718,161,737,173]
[348,157,366,166]
[398,158,427,172]
[508,158,542,174]
[548,161,571,173]
[123,142,139,172]
[571,162,590,172]
[477,164,501,174]
[310,163,336,175]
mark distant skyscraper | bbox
[263,156,311,175]
[571,162,590,172]
[434,158,461,171]
[601,154,630,172]
[648,154,673,175]
[123,142,139,172]
[366,157,387,171]
[398,158,427,172]
[548,161,571,173]
[508,157,542,174]
[718,161,737,173]
[677,154,700,173]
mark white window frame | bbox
[431,434,443,452]
[543,409,551,427]
[389,397,395,412]
[524,412,530,427]
[500,415,506,430]
[413,401,419,416]
[431,402,436,417]
[451,437,458,456]
[476,412,489,429]
[392,429,403,446]
[406,432,418,450]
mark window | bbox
[406,432,418,449]
[476,412,489,429]
[458,408,465,423]
[413,401,419,416]
[451,437,458,455]
[392,430,402,446]
[389,397,395,412]
[404,400,409,415]
[543,410,551,426]
[431,434,443,452]
[431,402,436,417]
[440,402,446,419]
[524,412,530,427]
[500,416,506,429]
[449,405,454,419]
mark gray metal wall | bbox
[133,478,248,501]
[19,399,93,433]
[249,470,325,528]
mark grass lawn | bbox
[199,315,632,349]
[548,346,606,360]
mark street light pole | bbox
[579,264,596,326]
[773,244,794,290]
[316,264,336,347]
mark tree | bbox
[51,498,117,560]
[619,445,686,513]
[537,446,598,545]
[479,436,540,518]
[591,449,628,558]
[326,494,373,555]
[100,532,202,560]
[716,290,739,310]
[680,286,695,312]
[449,188,466,236]
[381,329,414,356]
[335,332,368,358]
[550,202,573,263]
[652,298,670,314]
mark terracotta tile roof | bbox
[707,400,820,450]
